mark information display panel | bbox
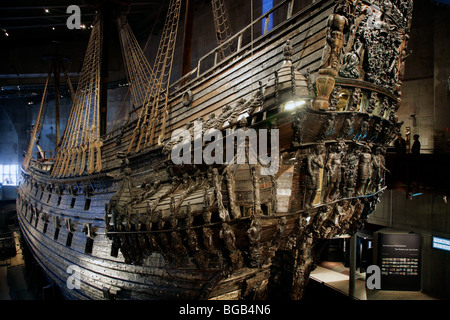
[378,233,421,291]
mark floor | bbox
[0,230,38,300]
[310,261,437,300]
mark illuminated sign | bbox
[432,236,450,252]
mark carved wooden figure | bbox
[325,142,345,201]
[357,145,372,195]
[305,145,325,209]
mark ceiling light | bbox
[52,27,55,31]
[45,8,50,13]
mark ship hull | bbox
[16,0,413,300]
[16,106,388,300]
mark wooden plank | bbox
[100,7,331,157]
[160,31,328,137]
[18,211,211,299]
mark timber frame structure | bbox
[17,0,413,300]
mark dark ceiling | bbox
[0,0,165,47]
[0,0,170,99]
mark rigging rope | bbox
[22,74,51,170]
[119,0,182,153]
[51,16,102,177]
[48,0,235,176]
[212,0,233,59]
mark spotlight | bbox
[283,99,306,111]
[45,8,50,13]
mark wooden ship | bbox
[16,0,413,300]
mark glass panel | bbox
[11,165,18,185]
[0,165,20,185]
[3,165,8,184]
[262,0,273,33]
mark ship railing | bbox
[170,0,297,91]
[27,150,54,172]
[32,150,55,162]
[118,0,330,138]
[194,0,296,78]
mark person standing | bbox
[394,134,406,154]
[412,134,421,154]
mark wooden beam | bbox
[181,0,195,84]
[99,1,112,136]
[54,57,61,146]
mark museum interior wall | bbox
[369,190,450,298]
[394,0,450,153]
[366,0,450,299]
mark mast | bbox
[44,46,66,147]
[99,1,112,137]
[22,75,50,170]
[54,54,61,146]
[51,16,103,177]
[181,0,195,83]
